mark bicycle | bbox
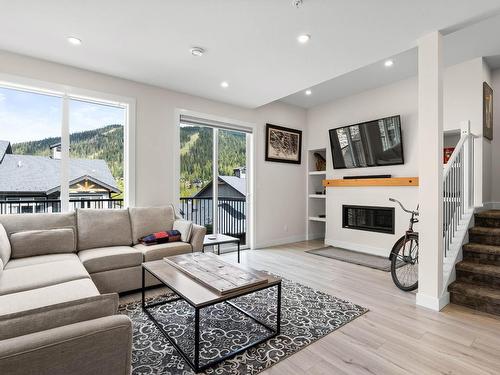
[389,198,419,291]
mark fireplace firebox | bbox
[342,205,395,234]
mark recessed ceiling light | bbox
[305,89,312,96]
[297,34,311,44]
[67,37,82,46]
[190,47,205,57]
[220,81,229,88]
[384,59,394,67]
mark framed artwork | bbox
[483,82,493,140]
[265,123,302,164]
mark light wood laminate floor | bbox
[122,240,500,375]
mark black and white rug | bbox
[119,276,368,375]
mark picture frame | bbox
[265,123,302,164]
[483,82,493,140]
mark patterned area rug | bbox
[119,276,368,375]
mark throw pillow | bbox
[173,220,193,242]
[167,230,182,242]
[9,227,76,259]
[139,231,170,246]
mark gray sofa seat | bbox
[0,315,132,375]
[134,242,192,262]
[0,279,99,316]
[0,260,90,296]
[4,253,79,270]
[78,246,143,274]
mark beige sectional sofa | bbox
[0,205,206,375]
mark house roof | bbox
[218,176,246,196]
[0,146,119,194]
[0,141,12,163]
[193,175,246,198]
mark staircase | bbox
[448,210,500,315]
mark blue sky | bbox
[0,87,125,143]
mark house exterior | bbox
[180,173,247,242]
[0,140,120,213]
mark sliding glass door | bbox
[179,117,250,249]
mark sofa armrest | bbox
[0,315,132,375]
[190,224,206,252]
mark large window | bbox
[0,82,131,214]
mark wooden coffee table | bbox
[141,254,282,373]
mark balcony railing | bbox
[0,199,124,215]
[179,197,246,244]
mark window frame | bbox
[0,73,136,210]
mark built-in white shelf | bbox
[309,194,326,199]
[309,216,326,222]
[307,148,327,240]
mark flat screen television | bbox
[329,115,404,169]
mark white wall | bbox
[491,68,500,203]
[254,103,307,247]
[443,57,489,206]
[0,50,306,248]
[307,77,419,256]
[482,61,492,204]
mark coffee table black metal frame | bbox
[141,265,281,373]
[202,234,241,263]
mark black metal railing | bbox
[0,199,124,215]
[179,197,246,244]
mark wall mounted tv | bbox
[329,115,404,169]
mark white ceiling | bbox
[282,11,500,108]
[0,1,500,108]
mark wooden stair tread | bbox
[469,226,500,235]
[448,281,500,303]
[475,210,500,219]
[463,242,500,255]
[456,261,500,277]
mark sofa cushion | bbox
[0,290,117,340]
[173,219,193,242]
[0,222,11,266]
[0,259,90,296]
[0,212,76,236]
[0,278,99,316]
[134,242,192,262]
[78,246,143,274]
[129,206,176,244]
[9,228,76,259]
[4,253,79,270]
[77,209,133,250]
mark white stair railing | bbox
[443,123,477,257]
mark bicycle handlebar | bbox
[389,198,419,216]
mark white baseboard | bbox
[416,291,450,311]
[484,202,500,210]
[255,234,307,249]
[324,238,389,258]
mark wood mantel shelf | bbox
[323,177,419,187]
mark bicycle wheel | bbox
[390,233,418,291]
